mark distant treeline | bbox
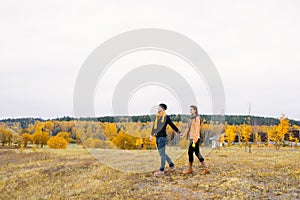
[1,115,300,129]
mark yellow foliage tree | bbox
[268,115,290,150]
[44,121,54,132]
[56,132,70,142]
[241,124,252,145]
[103,123,118,141]
[225,125,236,146]
[21,133,33,147]
[267,126,276,144]
[135,138,143,149]
[32,126,49,148]
[289,133,299,147]
[47,136,67,149]
[112,130,136,149]
[0,128,13,146]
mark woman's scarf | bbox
[186,115,197,139]
[154,110,166,129]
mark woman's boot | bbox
[182,162,193,174]
[200,161,210,175]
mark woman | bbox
[181,105,210,175]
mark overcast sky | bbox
[1,0,300,120]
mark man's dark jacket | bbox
[151,115,179,137]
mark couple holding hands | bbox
[149,103,210,176]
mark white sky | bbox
[0,0,300,120]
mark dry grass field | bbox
[0,146,299,199]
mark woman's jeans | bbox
[156,136,174,171]
[188,139,204,163]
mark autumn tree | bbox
[70,127,77,141]
[32,126,49,148]
[234,125,242,145]
[112,130,136,149]
[47,136,67,149]
[240,124,252,145]
[268,115,290,150]
[267,126,276,146]
[289,134,299,147]
[135,138,143,149]
[56,132,70,142]
[0,128,13,146]
[254,132,262,147]
[21,133,33,147]
[225,125,236,146]
[43,121,54,136]
[76,129,86,144]
[103,123,118,141]
[275,115,289,148]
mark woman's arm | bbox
[193,116,201,144]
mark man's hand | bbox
[149,135,153,142]
[180,133,184,139]
[179,132,184,139]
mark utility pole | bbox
[248,103,251,125]
[248,103,252,153]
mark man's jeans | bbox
[156,136,174,171]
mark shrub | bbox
[47,136,67,149]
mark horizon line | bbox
[1,113,299,122]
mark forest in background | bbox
[1,114,300,128]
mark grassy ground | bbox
[0,146,299,199]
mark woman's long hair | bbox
[190,105,203,128]
[190,105,199,116]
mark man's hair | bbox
[159,103,167,110]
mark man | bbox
[150,103,181,176]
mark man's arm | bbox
[150,124,155,142]
[182,129,187,138]
[166,116,180,133]
[150,122,156,136]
